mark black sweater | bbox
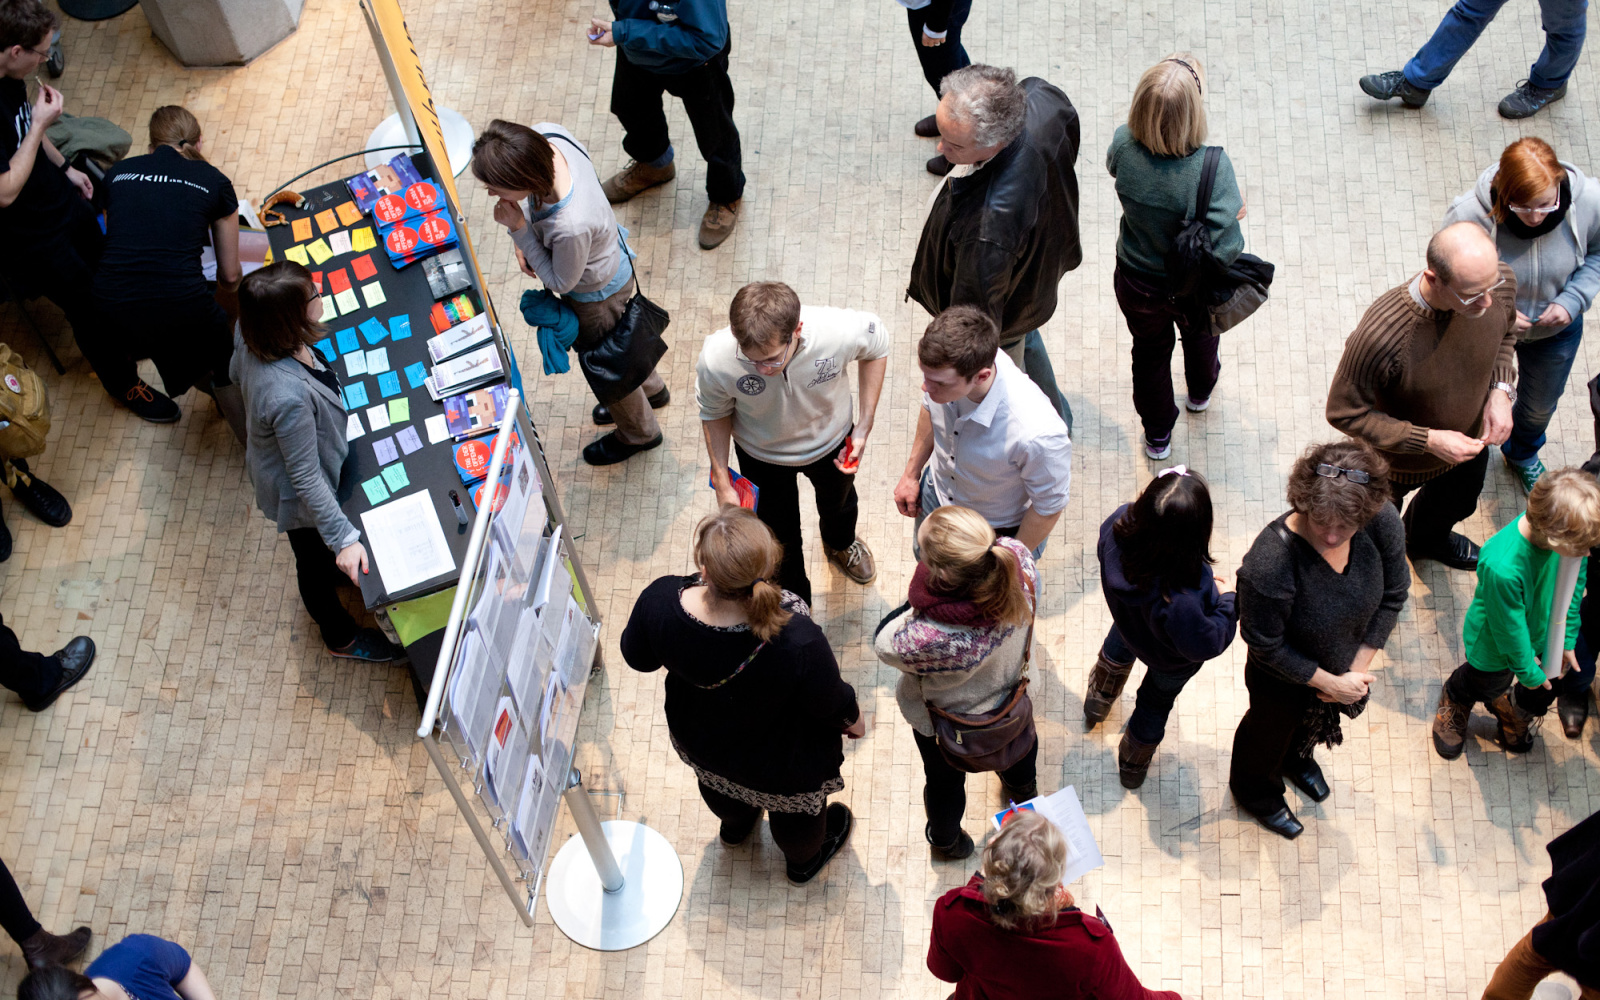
[1534,808,1600,988]
[1237,505,1409,685]
[621,576,859,796]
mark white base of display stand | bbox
[365,107,475,176]
[544,821,683,951]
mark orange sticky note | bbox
[335,201,363,227]
[290,217,313,242]
[315,208,339,234]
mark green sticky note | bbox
[381,462,410,492]
[388,397,410,424]
[361,476,390,505]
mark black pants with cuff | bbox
[733,433,859,607]
[696,781,826,866]
[1389,448,1491,555]
[1229,663,1319,816]
[913,728,1039,848]
[0,856,41,946]
[0,614,57,707]
[611,44,745,205]
[906,0,973,96]
[1444,662,1560,715]
[285,528,359,651]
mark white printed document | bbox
[360,490,457,594]
[990,785,1105,887]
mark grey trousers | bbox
[566,275,666,445]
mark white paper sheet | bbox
[511,754,551,861]
[366,347,391,374]
[345,413,365,441]
[446,628,496,762]
[344,350,368,377]
[360,490,456,594]
[504,606,544,717]
[990,786,1105,886]
[366,403,391,432]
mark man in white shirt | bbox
[893,305,1072,556]
[698,281,890,604]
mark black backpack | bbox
[1164,146,1227,298]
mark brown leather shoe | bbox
[1083,652,1134,728]
[824,537,876,585]
[1431,688,1470,760]
[21,926,92,969]
[600,158,676,203]
[698,199,741,250]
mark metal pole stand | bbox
[543,769,683,951]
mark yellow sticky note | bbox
[334,288,360,314]
[319,294,339,322]
[361,281,387,308]
[290,217,313,242]
[283,244,310,266]
[388,397,410,424]
[263,246,275,264]
[335,201,363,226]
[306,238,334,265]
[350,226,377,252]
[314,208,339,234]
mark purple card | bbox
[372,435,399,465]
[396,425,424,455]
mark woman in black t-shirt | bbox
[91,106,243,435]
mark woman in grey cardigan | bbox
[874,505,1039,862]
[230,263,402,662]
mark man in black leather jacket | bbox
[907,64,1082,428]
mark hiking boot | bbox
[1507,455,1547,495]
[1499,80,1567,120]
[1083,652,1134,728]
[1488,691,1539,753]
[20,925,91,970]
[1117,732,1159,789]
[786,803,853,885]
[926,153,954,177]
[120,380,181,423]
[601,158,676,203]
[825,537,877,585]
[926,823,975,861]
[1359,70,1431,108]
[1558,689,1590,739]
[914,114,940,138]
[698,199,741,250]
[329,628,406,663]
[1431,688,1471,760]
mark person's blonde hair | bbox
[981,810,1067,932]
[1526,468,1600,552]
[693,507,792,641]
[1127,53,1208,158]
[918,506,1032,627]
[149,105,206,162]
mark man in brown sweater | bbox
[1327,222,1518,570]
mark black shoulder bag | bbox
[1165,146,1275,335]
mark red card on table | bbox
[326,268,352,294]
[310,271,324,293]
[350,254,378,281]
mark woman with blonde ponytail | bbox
[622,506,863,886]
[90,105,244,436]
[874,505,1040,861]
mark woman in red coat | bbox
[928,810,1182,1000]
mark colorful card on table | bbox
[365,404,391,432]
[344,351,368,377]
[358,318,387,346]
[376,371,402,398]
[335,201,363,227]
[351,226,377,252]
[372,435,399,465]
[314,208,339,234]
[343,381,370,409]
[389,315,412,341]
[309,271,324,293]
[361,281,387,308]
[381,462,410,492]
[314,338,336,362]
[307,238,334,265]
[290,217,313,242]
[387,397,410,423]
[443,385,511,437]
[319,295,339,322]
[366,347,390,374]
[345,413,364,441]
[396,425,423,455]
[283,245,310,266]
[403,361,428,389]
[424,414,451,444]
[327,268,352,293]
[452,430,519,484]
[361,476,390,505]
[334,327,359,355]
[350,254,378,282]
[328,230,353,257]
[334,288,360,314]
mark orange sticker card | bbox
[290,217,313,242]
[335,201,363,227]
[314,208,339,234]
[350,254,378,282]
[326,268,351,294]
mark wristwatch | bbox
[1492,381,1517,405]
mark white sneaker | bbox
[1143,435,1172,460]
[1185,396,1211,412]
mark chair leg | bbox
[0,277,66,375]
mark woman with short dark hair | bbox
[1084,467,1238,789]
[1228,438,1407,839]
[229,262,402,663]
[18,933,216,1000]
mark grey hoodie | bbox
[1443,161,1600,341]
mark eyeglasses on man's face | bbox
[1447,277,1507,309]
[1315,463,1371,484]
[736,336,797,372]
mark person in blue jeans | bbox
[1359,0,1587,119]
[1443,137,1600,493]
[1083,467,1238,789]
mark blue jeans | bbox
[1102,625,1204,744]
[1002,331,1073,435]
[914,467,1046,562]
[1501,316,1583,468]
[1402,0,1589,91]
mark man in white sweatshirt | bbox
[697,281,890,605]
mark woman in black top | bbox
[621,507,863,885]
[91,106,243,433]
[1229,439,1408,839]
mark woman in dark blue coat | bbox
[1084,467,1238,787]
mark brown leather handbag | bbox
[926,576,1037,774]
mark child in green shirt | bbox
[1433,467,1600,759]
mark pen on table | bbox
[449,489,469,525]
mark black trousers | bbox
[1445,662,1561,715]
[285,528,359,650]
[913,728,1039,847]
[1389,448,1491,554]
[1229,663,1319,816]
[696,781,826,866]
[4,214,106,378]
[0,614,56,706]
[611,44,745,205]
[1114,264,1220,443]
[88,292,233,397]
[733,434,859,607]
[906,0,973,96]
[0,856,40,946]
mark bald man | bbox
[1327,222,1518,571]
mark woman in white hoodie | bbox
[1444,137,1600,492]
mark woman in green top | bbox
[1432,467,1600,758]
[1106,54,1247,461]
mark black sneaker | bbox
[785,803,853,885]
[9,461,71,527]
[329,627,406,662]
[1359,70,1431,108]
[120,380,181,423]
[1499,79,1567,119]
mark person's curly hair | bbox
[980,810,1067,933]
[1285,438,1392,528]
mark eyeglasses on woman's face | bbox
[1315,463,1371,484]
[1509,201,1562,217]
